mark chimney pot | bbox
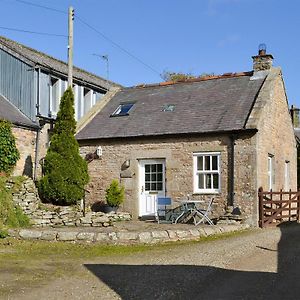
[252,44,273,72]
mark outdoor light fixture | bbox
[96,146,102,157]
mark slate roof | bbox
[76,73,266,140]
[0,35,120,90]
[0,95,39,128]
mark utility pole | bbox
[68,6,74,87]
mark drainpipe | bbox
[228,135,236,207]
[33,68,41,181]
[33,128,40,181]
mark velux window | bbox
[111,103,134,117]
[193,152,221,193]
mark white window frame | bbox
[193,152,221,194]
[49,77,61,116]
[268,154,274,191]
[284,160,290,191]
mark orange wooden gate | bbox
[258,187,300,228]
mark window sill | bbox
[193,191,220,195]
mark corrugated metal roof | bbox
[76,73,265,140]
[0,35,120,90]
[0,95,39,128]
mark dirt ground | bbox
[1,223,299,300]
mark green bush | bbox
[105,179,125,207]
[38,88,89,205]
[0,176,30,230]
[0,120,20,174]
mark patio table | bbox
[173,199,205,224]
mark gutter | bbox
[76,128,258,143]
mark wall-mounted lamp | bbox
[96,146,103,157]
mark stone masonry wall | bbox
[7,177,131,227]
[248,70,297,189]
[12,127,37,178]
[79,133,257,223]
[246,68,297,225]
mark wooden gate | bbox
[258,187,300,228]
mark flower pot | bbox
[102,204,118,213]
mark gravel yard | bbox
[1,223,299,300]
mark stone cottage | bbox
[0,35,119,179]
[76,49,297,226]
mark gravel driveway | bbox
[6,223,300,300]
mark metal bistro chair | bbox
[156,197,187,224]
[192,197,214,226]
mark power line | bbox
[12,0,162,78]
[0,26,67,37]
[76,16,162,78]
[14,0,67,14]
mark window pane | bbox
[198,174,204,189]
[157,164,162,172]
[212,156,218,170]
[145,174,150,182]
[197,156,203,171]
[151,165,156,172]
[157,173,163,182]
[205,156,211,171]
[213,174,219,189]
[157,183,163,191]
[145,183,150,191]
[145,165,150,173]
[205,174,212,189]
[151,173,157,181]
[151,183,157,190]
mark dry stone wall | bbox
[7,177,131,227]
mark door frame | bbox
[138,159,166,217]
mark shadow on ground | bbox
[85,223,300,300]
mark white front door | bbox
[139,159,166,216]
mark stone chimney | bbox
[252,44,273,72]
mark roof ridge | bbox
[0,35,119,87]
[133,71,253,89]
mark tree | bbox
[38,87,89,205]
[0,120,20,174]
[161,71,215,82]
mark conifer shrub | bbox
[105,179,125,207]
[0,120,20,174]
[38,87,89,205]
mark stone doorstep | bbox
[8,224,249,245]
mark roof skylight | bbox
[111,103,134,117]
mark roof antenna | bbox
[93,53,109,80]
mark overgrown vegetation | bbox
[0,120,20,174]
[38,88,89,205]
[105,179,125,207]
[0,176,30,237]
[161,71,215,82]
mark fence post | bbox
[297,189,300,223]
[258,187,264,228]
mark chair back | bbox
[157,197,172,206]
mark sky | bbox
[0,0,299,106]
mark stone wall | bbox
[12,127,37,178]
[79,133,257,223]
[247,68,297,224]
[7,177,131,227]
[9,223,249,245]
